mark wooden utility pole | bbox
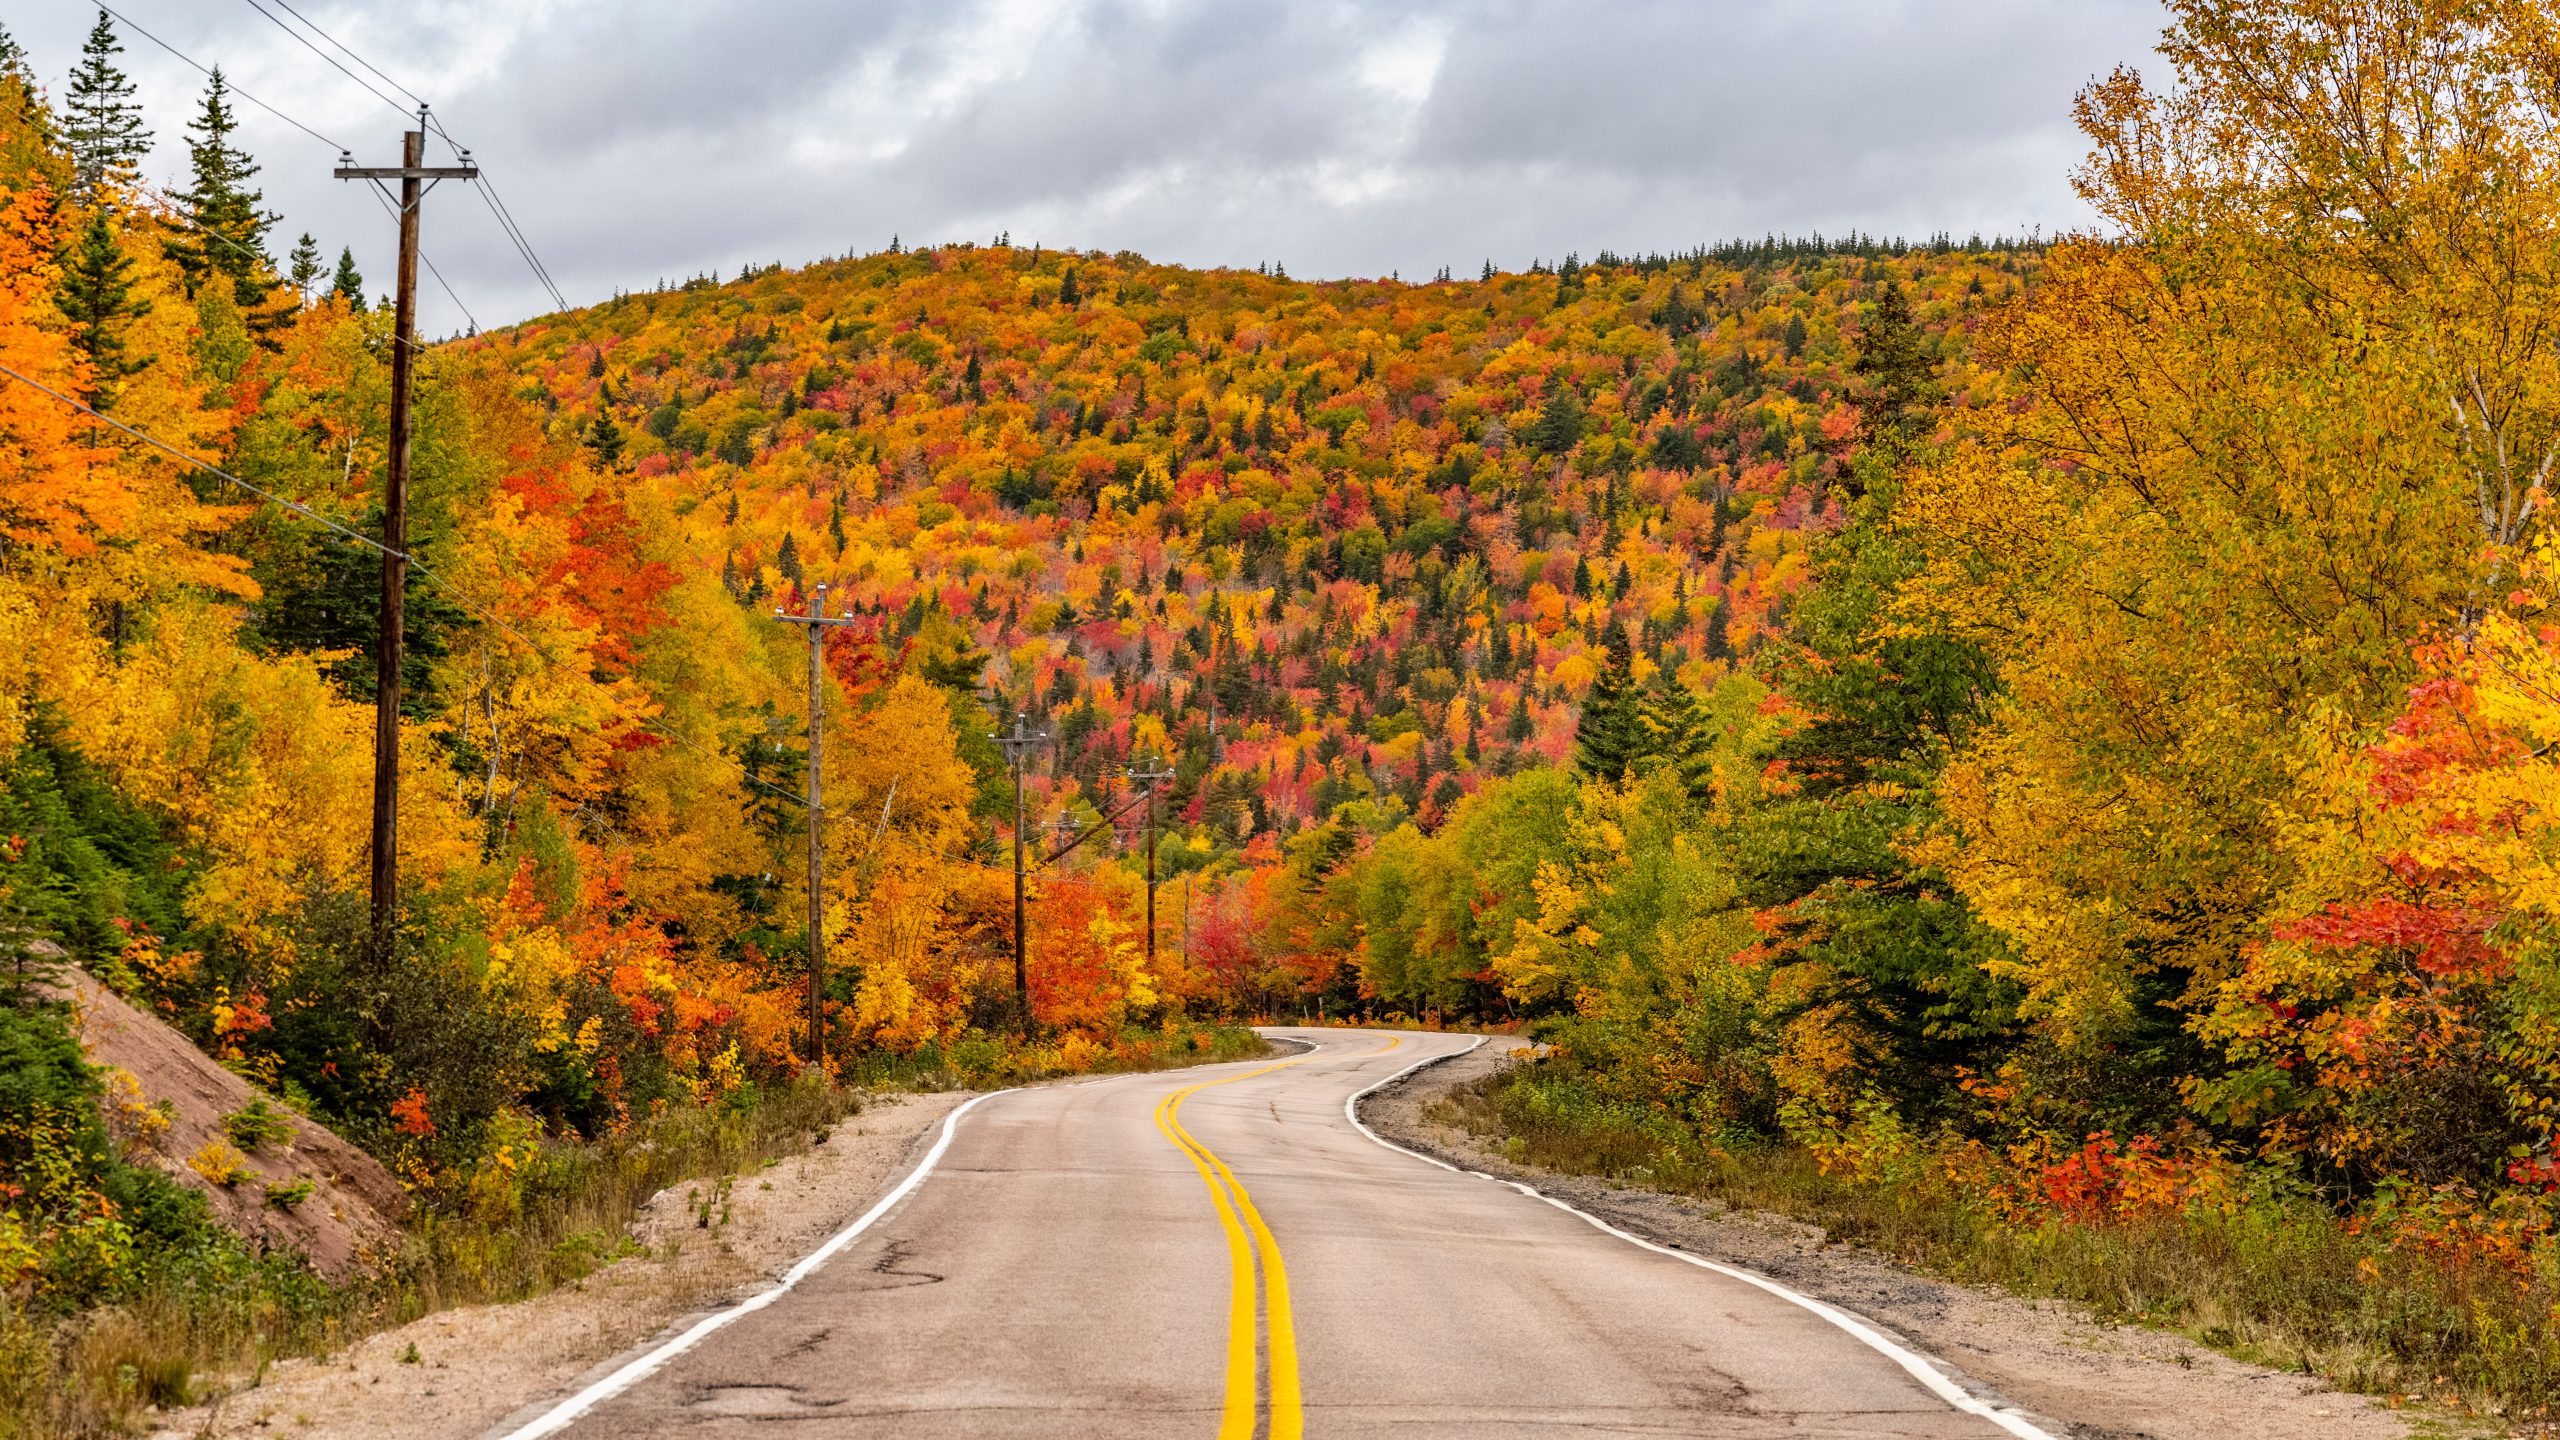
[775,582,860,1071]
[336,111,475,951]
[1126,759,1174,969]
[993,717,1050,1028]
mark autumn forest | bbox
[14,0,2560,1431]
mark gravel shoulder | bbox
[1360,1036,2471,1440]
[151,1090,969,1440]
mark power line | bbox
[238,0,410,120]
[7,23,478,341]
[360,181,479,331]
[0,360,815,817]
[262,0,427,107]
[461,163,568,311]
[94,2,344,152]
[217,0,571,315]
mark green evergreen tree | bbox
[1734,468,2018,1122]
[584,414,624,468]
[55,204,152,407]
[1058,268,1081,307]
[330,247,366,310]
[285,232,322,299]
[1639,671,1715,802]
[776,532,803,591]
[165,69,279,321]
[1703,595,1733,662]
[64,11,149,204]
[1572,625,1644,782]
[1847,280,1938,463]
[1529,386,1584,455]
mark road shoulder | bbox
[152,1090,969,1440]
[1359,1040,2450,1440]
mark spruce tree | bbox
[330,247,366,310]
[776,532,803,590]
[1848,280,1939,459]
[55,204,151,407]
[64,11,149,204]
[1573,625,1644,783]
[165,69,279,318]
[1640,671,1715,802]
[286,232,322,299]
[585,414,624,468]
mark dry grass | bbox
[0,1022,1270,1440]
[0,1075,860,1440]
[1443,1063,2560,1430]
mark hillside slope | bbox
[476,239,2026,839]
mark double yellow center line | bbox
[1155,1039,1398,1439]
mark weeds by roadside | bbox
[1441,1055,2560,1433]
[0,1021,1264,1440]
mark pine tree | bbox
[330,247,366,310]
[585,414,624,468]
[1573,626,1644,783]
[64,11,149,204]
[286,232,322,299]
[1640,672,1715,802]
[1703,596,1733,662]
[1848,280,1938,459]
[1058,268,1081,307]
[55,204,152,407]
[776,532,803,590]
[166,69,279,320]
[1529,387,1584,455]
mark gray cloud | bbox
[8,0,2165,335]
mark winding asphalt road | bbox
[499,1030,2051,1438]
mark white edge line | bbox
[1344,1037,2062,1440]
[492,1088,1015,1440]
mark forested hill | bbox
[473,238,2029,837]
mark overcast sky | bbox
[11,0,2169,337]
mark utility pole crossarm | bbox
[333,163,479,181]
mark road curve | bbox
[499,1029,2046,1438]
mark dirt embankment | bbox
[1361,1039,2461,1440]
[50,964,406,1280]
